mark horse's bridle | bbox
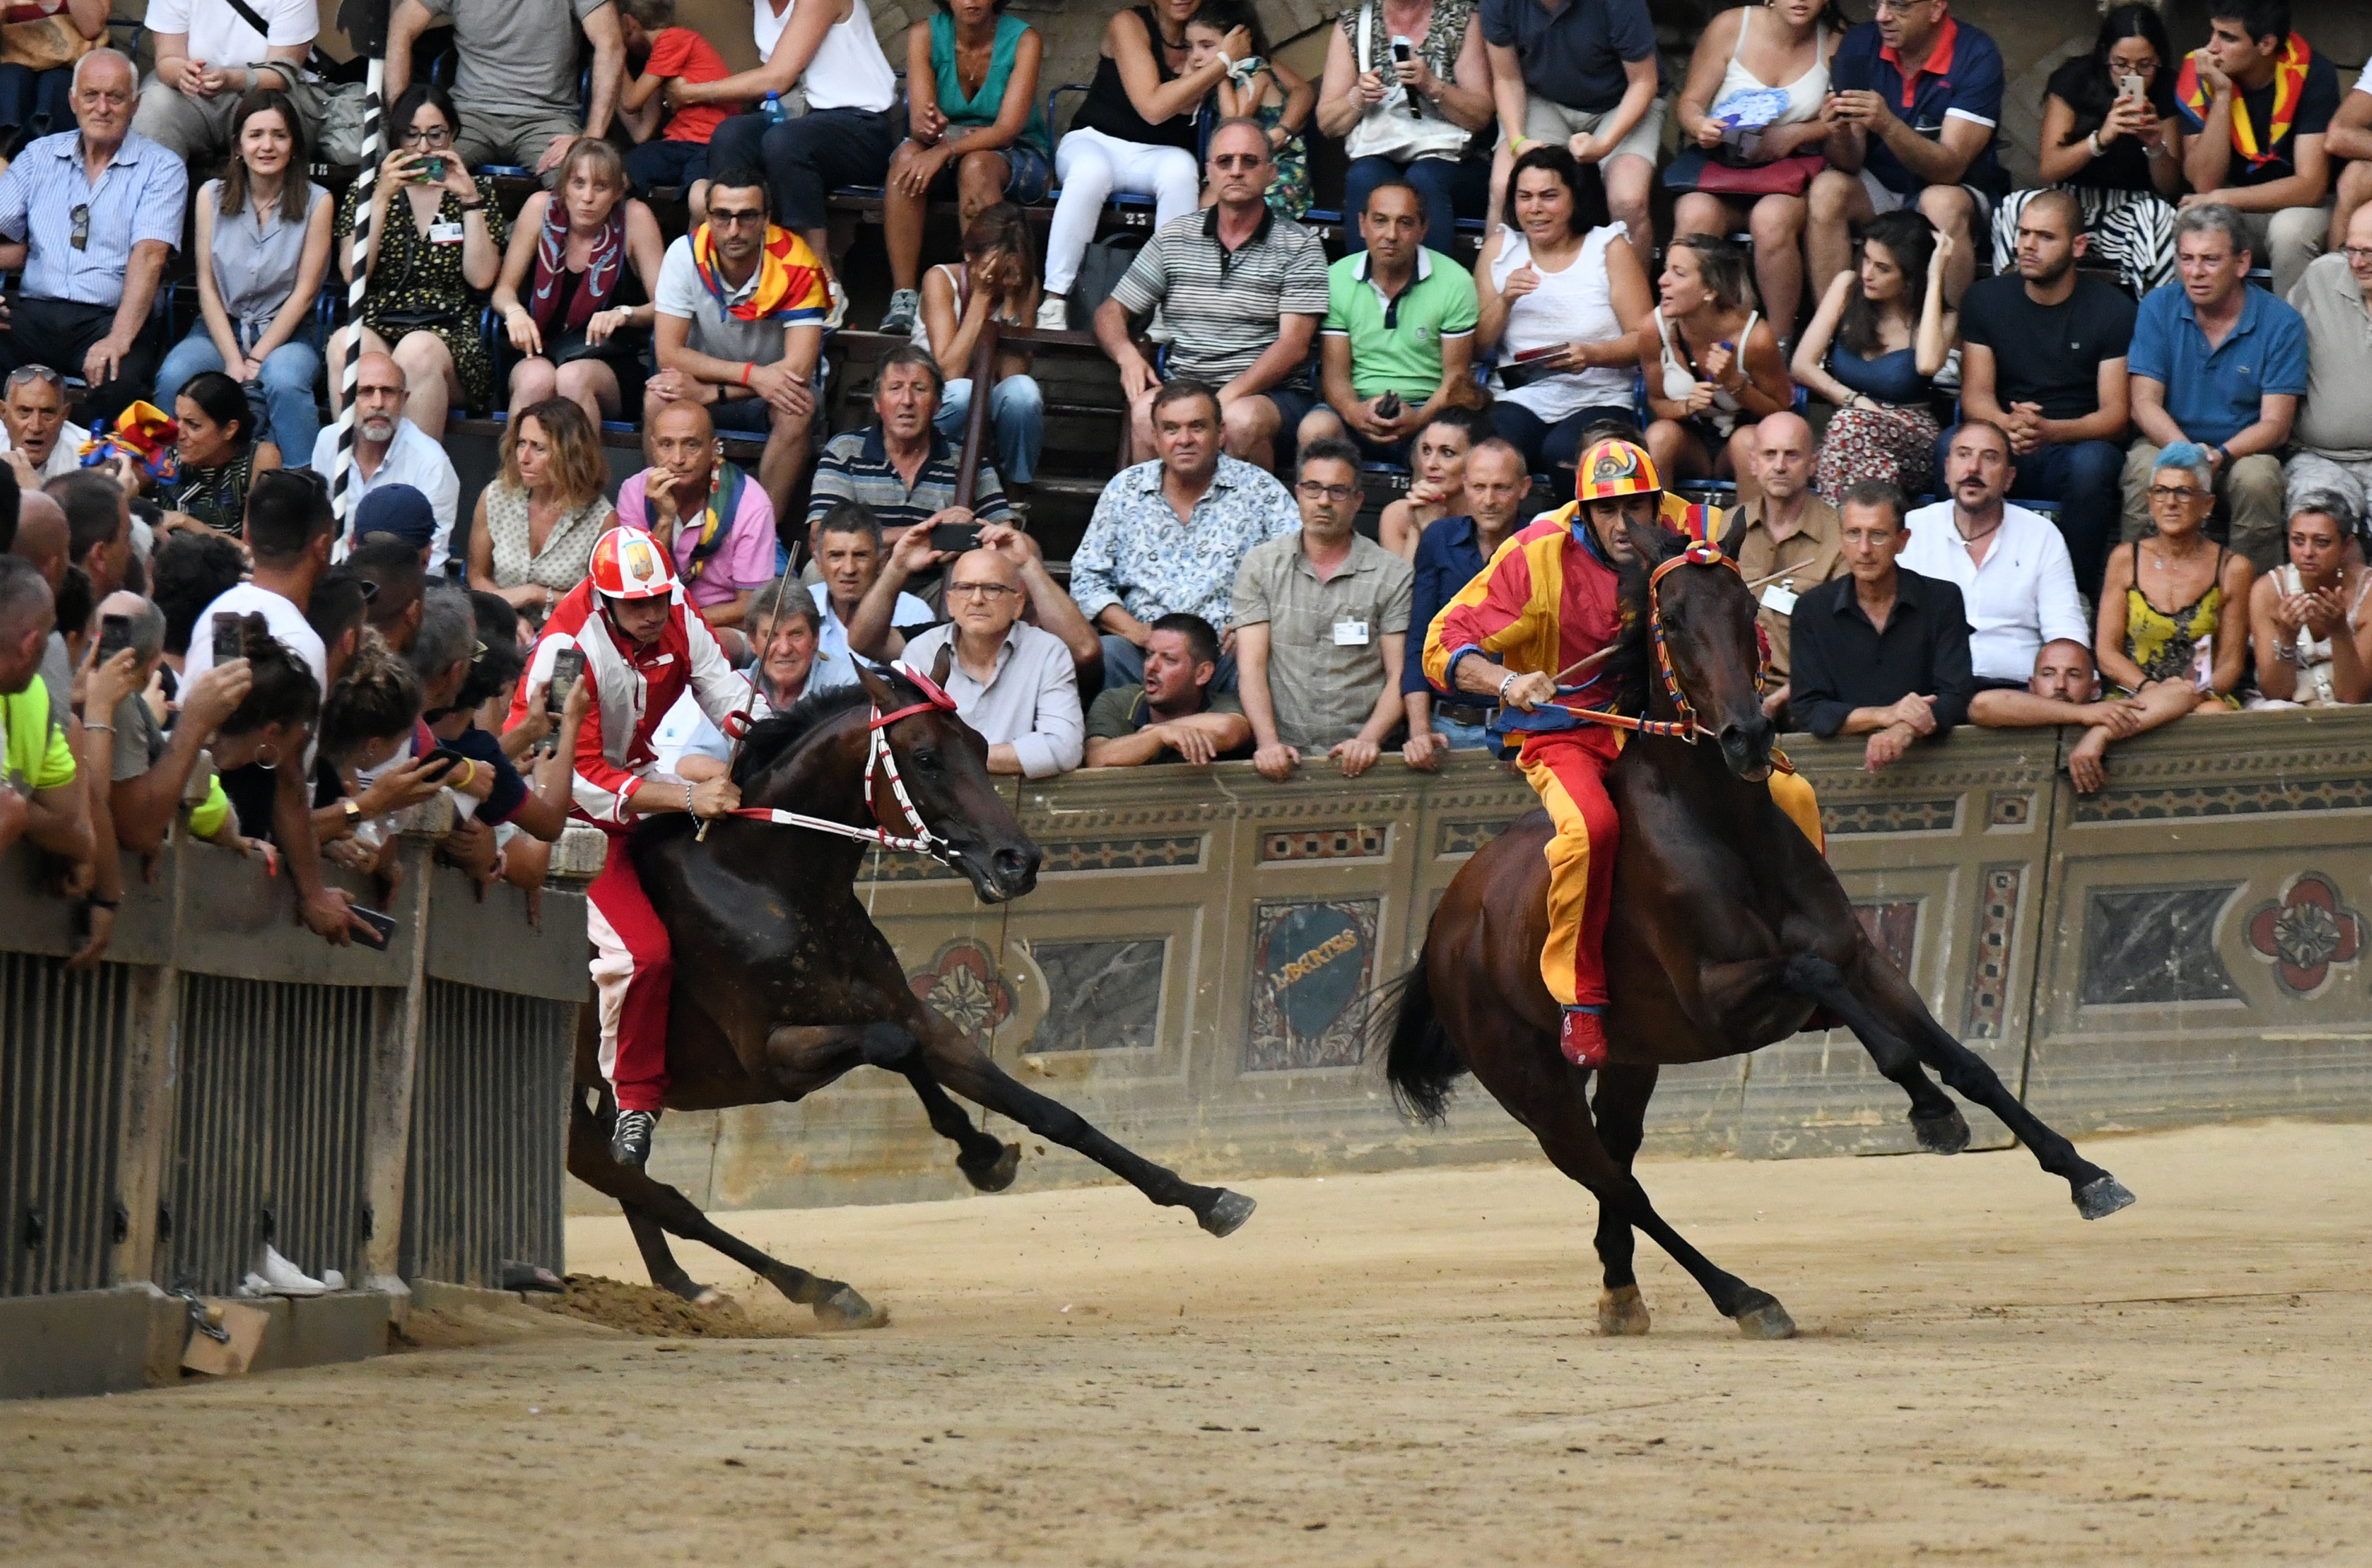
[1570,542,1793,773]
[724,665,962,860]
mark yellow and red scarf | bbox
[2177,32,2311,171]
[689,222,828,325]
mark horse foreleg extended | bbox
[1589,1064,1658,1336]
[1507,1052,1793,1338]
[917,1029,1257,1237]
[565,1092,887,1327]
[1782,953,2136,1219]
[623,1203,718,1303]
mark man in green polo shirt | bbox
[1305,180,1480,463]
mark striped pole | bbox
[329,56,386,560]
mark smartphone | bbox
[547,647,586,717]
[930,521,983,554]
[96,612,134,663]
[2120,72,2145,102]
[348,905,397,951]
[419,745,468,780]
[1390,37,1421,117]
[1374,390,1404,420]
[413,153,444,182]
[211,611,243,662]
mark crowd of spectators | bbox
[9,0,2372,957]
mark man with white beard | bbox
[309,350,462,570]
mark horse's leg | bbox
[1509,1056,1794,1338]
[565,1090,886,1327]
[1589,1064,1658,1336]
[1784,952,2135,1219]
[901,1068,1021,1191]
[914,1026,1257,1237]
[622,1203,720,1303]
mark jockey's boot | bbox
[1558,1005,1609,1069]
[611,1108,660,1170]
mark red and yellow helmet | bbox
[588,525,678,601]
[1575,439,1663,504]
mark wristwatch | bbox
[341,798,362,827]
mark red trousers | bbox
[585,827,672,1113]
[1518,729,1622,1009]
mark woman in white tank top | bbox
[673,0,903,314]
[1670,0,1840,337]
[1473,145,1653,479]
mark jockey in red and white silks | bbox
[508,525,755,1166]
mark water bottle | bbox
[762,91,787,126]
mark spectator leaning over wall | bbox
[84,588,251,860]
[182,469,373,945]
[0,553,90,867]
[894,545,1085,778]
[1083,610,1252,767]
[1232,437,1415,782]
[1969,639,2138,794]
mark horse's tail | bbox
[1372,959,1467,1126]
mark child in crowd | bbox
[617,0,740,200]
[1184,0,1314,219]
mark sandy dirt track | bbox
[6,1120,2370,1566]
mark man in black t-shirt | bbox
[1952,191,2136,596]
[2177,0,2341,296]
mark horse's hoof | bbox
[2073,1174,2137,1221]
[1731,1294,1797,1340]
[1198,1190,1257,1238]
[1912,1109,1972,1155]
[1597,1284,1650,1337]
[812,1284,890,1331]
[960,1141,1021,1193]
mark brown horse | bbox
[566,652,1256,1326]
[1380,524,2133,1339]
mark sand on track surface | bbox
[5,1120,2368,1566]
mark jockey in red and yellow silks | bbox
[1422,441,1822,1068]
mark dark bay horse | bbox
[566,652,1256,1327]
[1380,525,2133,1339]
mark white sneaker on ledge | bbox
[1035,294,1069,332]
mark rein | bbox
[722,666,964,860]
[1563,542,1794,774]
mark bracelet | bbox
[2086,130,2104,158]
[459,759,478,791]
[1497,671,1518,704]
[739,361,754,386]
[83,721,114,733]
[455,198,486,212]
[87,896,120,911]
[684,781,694,814]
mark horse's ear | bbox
[930,640,955,691]
[854,658,896,708]
[1716,504,1750,563]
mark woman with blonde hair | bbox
[493,137,668,429]
[467,398,618,623]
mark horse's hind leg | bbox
[917,1027,1258,1237]
[902,1068,1020,1192]
[1785,953,2134,1219]
[1589,1064,1656,1336]
[623,1203,720,1304]
[1514,1059,1794,1338]
[566,1091,886,1328]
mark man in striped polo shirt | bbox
[1094,117,1331,472]
[0,51,186,431]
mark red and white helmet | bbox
[588,526,678,601]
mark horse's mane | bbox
[730,678,890,788]
[1606,524,1695,714]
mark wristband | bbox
[83,721,115,733]
[739,361,754,386]
[459,759,478,790]
[455,198,487,212]
[2085,130,2104,158]
[2213,443,2231,467]
[685,781,695,814]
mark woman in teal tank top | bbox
[879,0,1053,333]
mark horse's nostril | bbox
[992,847,1036,884]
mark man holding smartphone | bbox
[507,525,754,1170]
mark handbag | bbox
[1662,147,1826,197]
[211,0,352,159]
[0,13,97,72]
[1343,0,1474,165]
